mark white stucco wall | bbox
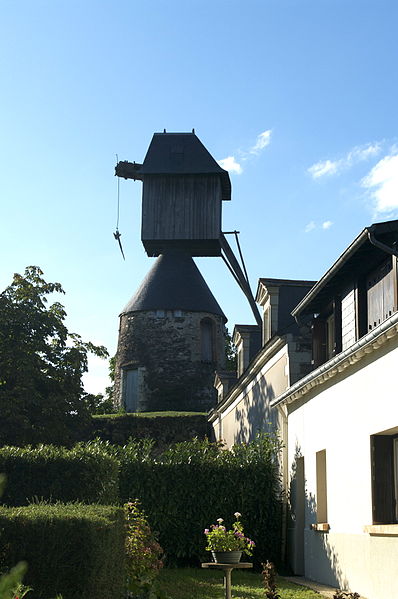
[211,342,289,447]
[285,335,398,599]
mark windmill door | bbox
[124,369,139,412]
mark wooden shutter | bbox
[371,435,395,524]
[383,260,396,319]
[367,259,395,331]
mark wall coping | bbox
[364,524,398,536]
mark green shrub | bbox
[0,444,119,506]
[117,434,283,566]
[124,500,163,597]
[0,503,126,599]
[0,562,27,599]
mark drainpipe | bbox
[277,402,289,564]
[367,226,398,258]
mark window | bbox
[237,345,244,377]
[312,309,341,368]
[395,438,398,522]
[263,307,271,344]
[200,318,215,362]
[316,449,328,524]
[312,301,341,368]
[155,310,165,318]
[371,432,398,524]
[326,313,335,360]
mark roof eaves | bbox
[271,310,398,409]
[291,227,370,318]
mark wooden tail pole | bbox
[220,233,262,327]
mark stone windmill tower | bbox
[114,131,260,412]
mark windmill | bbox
[113,131,260,412]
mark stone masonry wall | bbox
[115,310,225,412]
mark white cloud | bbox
[322,220,333,229]
[305,221,316,233]
[218,128,272,174]
[217,156,243,175]
[308,142,382,179]
[308,159,340,179]
[348,143,380,163]
[305,220,333,232]
[361,153,398,214]
[249,130,272,155]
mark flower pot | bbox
[211,551,242,564]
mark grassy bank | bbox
[157,568,321,599]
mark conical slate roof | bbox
[121,250,226,320]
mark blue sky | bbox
[1,0,398,393]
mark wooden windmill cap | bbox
[140,132,231,200]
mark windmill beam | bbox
[115,160,144,180]
[220,233,262,328]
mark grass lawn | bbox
[157,568,322,599]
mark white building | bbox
[210,220,398,599]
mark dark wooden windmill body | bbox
[116,132,231,257]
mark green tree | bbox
[105,354,116,405]
[0,266,108,446]
[83,392,114,415]
[224,330,237,371]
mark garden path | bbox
[283,577,366,599]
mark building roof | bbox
[292,219,398,317]
[257,277,316,290]
[121,250,227,320]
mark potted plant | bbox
[204,512,255,563]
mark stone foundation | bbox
[115,309,225,412]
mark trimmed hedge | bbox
[88,412,212,449]
[0,444,119,506]
[0,435,283,568]
[0,503,126,599]
[113,435,283,566]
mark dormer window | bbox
[233,325,262,378]
[293,222,398,371]
[256,278,315,347]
